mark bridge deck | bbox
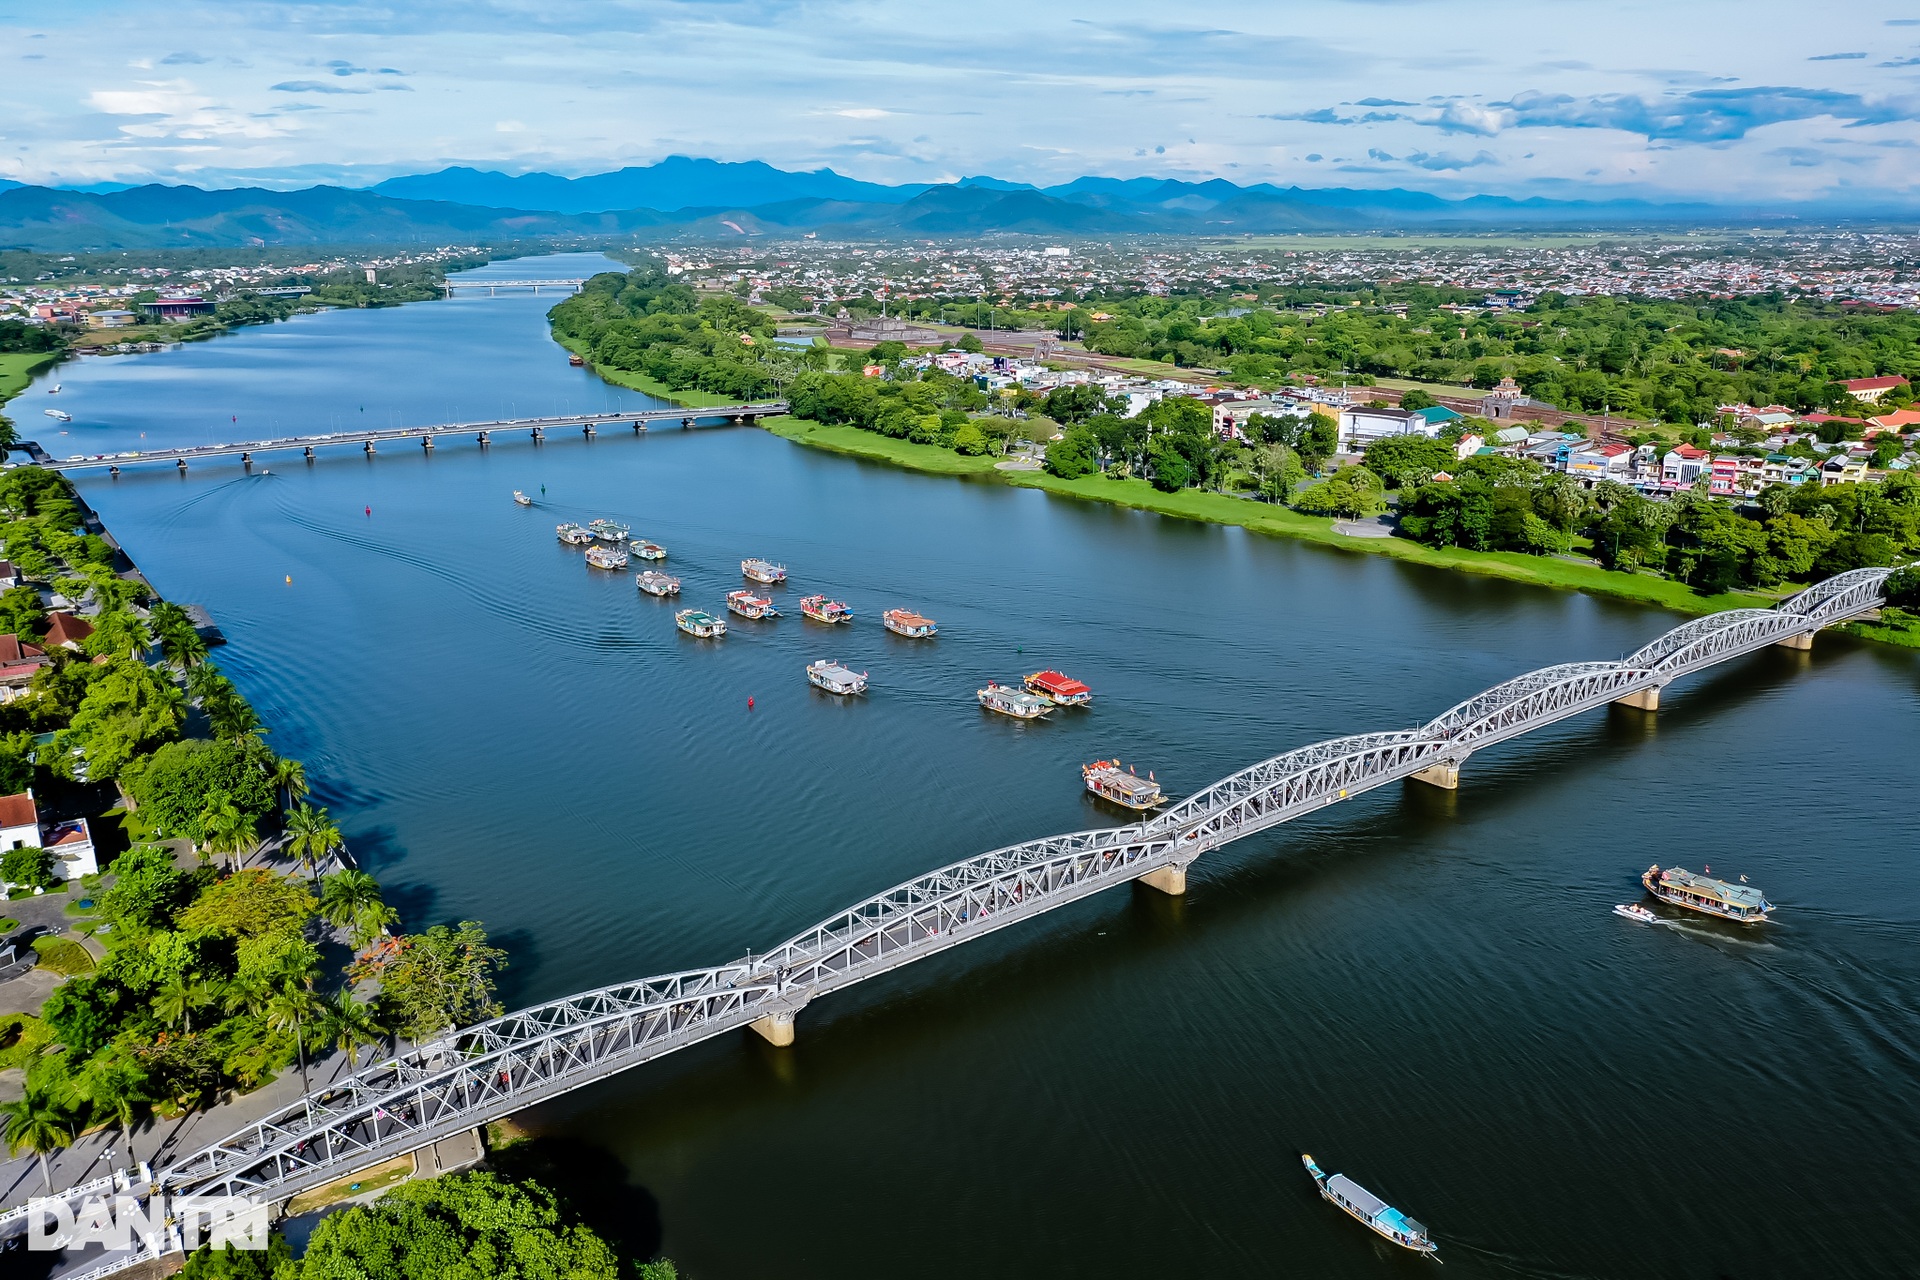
[30,402,788,471]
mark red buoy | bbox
[748,697,755,710]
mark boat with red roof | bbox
[1026,670,1092,706]
[800,594,853,624]
[882,608,937,637]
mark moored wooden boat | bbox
[631,539,667,561]
[800,594,853,624]
[883,608,938,637]
[727,589,779,619]
[806,660,868,695]
[636,571,680,597]
[742,558,787,584]
[1302,1154,1437,1258]
[1026,670,1092,706]
[584,544,629,570]
[675,608,726,638]
[587,518,630,543]
[1082,759,1163,809]
[978,682,1052,719]
[556,522,593,546]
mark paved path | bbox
[1333,516,1397,539]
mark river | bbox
[21,253,1920,1279]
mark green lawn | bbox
[0,352,61,405]
[1374,376,1491,401]
[763,417,1002,476]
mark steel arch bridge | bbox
[9,565,1904,1268]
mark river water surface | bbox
[23,254,1920,1279]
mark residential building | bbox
[1566,442,1635,481]
[0,792,36,852]
[1822,454,1871,486]
[1866,408,1920,436]
[84,310,138,329]
[1842,375,1909,403]
[0,635,50,702]
[43,818,97,881]
[1760,455,1815,488]
[43,612,93,651]
[1336,405,1439,451]
[1662,444,1711,487]
[0,561,17,589]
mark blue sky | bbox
[5,1,1920,201]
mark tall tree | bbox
[320,870,397,948]
[265,981,321,1092]
[285,804,342,886]
[2,1086,75,1193]
[317,990,382,1074]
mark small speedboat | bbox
[1303,1154,1437,1258]
[48,384,62,394]
[513,490,533,506]
[1614,903,1660,924]
[44,409,71,422]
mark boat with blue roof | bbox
[1642,864,1772,924]
[1303,1154,1437,1258]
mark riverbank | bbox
[0,352,61,405]
[759,416,1920,637]
[550,334,742,408]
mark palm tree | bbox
[270,757,310,815]
[220,971,275,1020]
[62,1055,146,1157]
[1,1087,75,1193]
[185,664,230,705]
[284,804,341,885]
[198,797,258,871]
[265,982,321,1091]
[320,871,397,948]
[316,990,382,1074]
[208,694,265,743]
[152,978,216,1034]
[165,628,209,671]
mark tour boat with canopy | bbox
[1642,865,1772,923]
[883,608,938,638]
[584,544,629,570]
[742,558,787,584]
[675,609,726,638]
[636,571,680,597]
[978,682,1053,719]
[513,490,533,506]
[631,539,667,561]
[1026,670,1092,706]
[1302,1154,1437,1258]
[588,518,630,543]
[1082,759,1163,810]
[806,660,868,695]
[727,590,779,619]
[800,595,853,624]
[556,523,594,546]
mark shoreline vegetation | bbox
[760,415,1797,618]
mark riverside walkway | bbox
[5,565,1903,1271]
[30,402,789,473]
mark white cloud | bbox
[834,108,891,119]
[88,80,286,140]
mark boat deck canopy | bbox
[1327,1175,1389,1220]
[1660,867,1766,909]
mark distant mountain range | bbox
[0,155,1876,250]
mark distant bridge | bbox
[441,278,586,295]
[30,403,789,473]
[6,567,1905,1273]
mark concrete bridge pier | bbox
[477,432,490,447]
[304,447,315,462]
[1411,760,1462,790]
[1138,863,1188,896]
[421,435,435,451]
[532,427,545,443]
[632,421,645,433]
[681,418,694,429]
[241,452,252,466]
[363,441,376,456]
[1613,685,1663,711]
[176,458,188,472]
[1776,630,1814,650]
[108,465,119,476]
[582,424,595,438]
[750,1010,797,1047]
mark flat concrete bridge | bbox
[441,278,586,295]
[7,565,1903,1272]
[33,403,789,473]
